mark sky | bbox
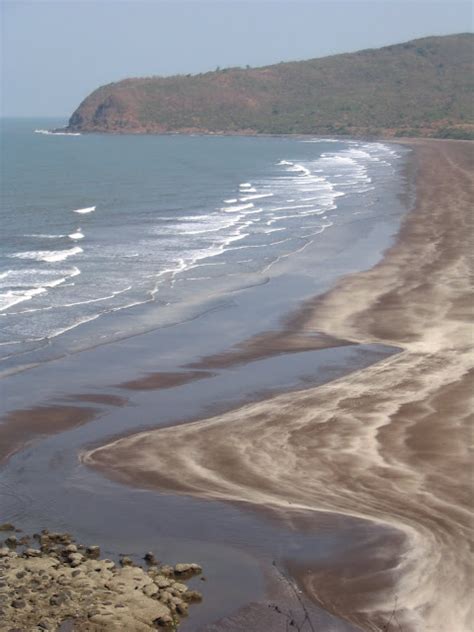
[1,0,472,118]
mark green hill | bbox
[66,33,474,138]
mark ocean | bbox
[1,119,409,377]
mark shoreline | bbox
[53,125,474,142]
[84,139,474,631]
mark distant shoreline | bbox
[52,124,474,142]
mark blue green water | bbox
[1,119,407,375]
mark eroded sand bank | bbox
[84,140,474,631]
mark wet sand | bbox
[85,139,474,631]
[0,404,98,465]
[119,370,215,391]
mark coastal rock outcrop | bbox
[0,526,202,630]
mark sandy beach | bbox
[85,139,474,632]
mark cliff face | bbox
[66,34,474,138]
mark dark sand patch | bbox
[66,393,128,407]
[0,405,98,465]
[119,370,215,391]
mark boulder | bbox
[174,563,202,576]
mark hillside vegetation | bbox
[67,33,474,138]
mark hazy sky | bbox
[1,0,472,118]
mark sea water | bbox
[1,119,408,375]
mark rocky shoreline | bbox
[0,523,203,631]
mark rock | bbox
[159,590,173,604]
[11,598,26,608]
[102,558,115,570]
[143,583,158,597]
[64,544,77,553]
[176,601,188,616]
[154,613,174,627]
[119,556,133,567]
[68,553,84,567]
[171,582,188,594]
[24,548,41,557]
[174,562,202,576]
[0,547,10,557]
[5,536,18,546]
[52,532,72,545]
[0,523,15,532]
[159,564,174,577]
[183,590,203,603]
[49,592,68,606]
[86,545,100,558]
[143,552,157,565]
[153,575,172,589]
[146,565,159,574]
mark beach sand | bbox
[84,139,474,631]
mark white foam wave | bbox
[68,229,84,240]
[73,206,96,214]
[239,183,252,189]
[269,204,315,211]
[266,211,325,225]
[239,193,274,202]
[224,199,238,204]
[0,266,80,287]
[34,129,81,136]
[286,164,312,177]
[46,313,103,339]
[11,285,133,315]
[10,246,83,263]
[300,138,340,143]
[0,287,47,311]
[0,266,81,312]
[221,203,255,213]
[26,233,67,239]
